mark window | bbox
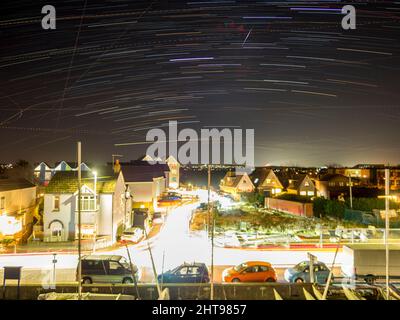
[244,266,257,273]
[266,179,271,184]
[0,196,5,210]
[304,181,310,187]
[177,267,188,275]
[187,266,200,275]
[77,195,95,211]
[52,229,62,237]
[339,182,344,187]
[259,265,269,272]
[53,196,60,211]
[108,261,124,275]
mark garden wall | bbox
[265,198,313,217]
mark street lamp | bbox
[92,170,97,253]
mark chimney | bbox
[114,159,121,174]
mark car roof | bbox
[244,261,272,266]
[297,261,327,266]
[82,255,123,261]
[181,262,207,267]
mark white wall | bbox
[98,194,112,237]
[43,193,75,241]
[128,182,153,203]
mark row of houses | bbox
[1,155,181,245]
[219,167,384,200]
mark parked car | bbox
[77,255,139,284]
[222,261,277,283]
[120,227,144,243]
[157,262,210,283]
[284,261,330,284]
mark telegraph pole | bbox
[207,164,215,300]
[385,167,390,299]
[348,175,353,209]
[77,142,82,300]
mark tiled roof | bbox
[221,171,245,188]
[45,171,118,194]
[0,178,36,192]
[122,165,166,183]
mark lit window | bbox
[304,181,310,187]
[53,196,60,211]
[0,196,5,210]
[77,195,95,211]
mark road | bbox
[0,190,343,285]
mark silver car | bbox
[77,255,139,284]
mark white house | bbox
[43,169,130,243]
[219,171,255,199]
[121,164,167,211]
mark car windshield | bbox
[234,263,247,272]
[294,262,308,271]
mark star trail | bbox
[1,0,400,166]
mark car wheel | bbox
[232,278,240,283]
[266,278,275,282]
[364,275,375,285]
[295,278,304,283]
[82,277,92,284]
[123,277,134,284]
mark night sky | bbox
[1,0,400,166]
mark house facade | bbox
[314,173,360,199]
[0,178,37,243]
[250,167,284,196]
[220,171,255,198]
[287,174,316,197]
[121,164,167,211]
[43,170,130,243]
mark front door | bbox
[50,221,64,242]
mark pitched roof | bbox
[122,165,166,183]
[250,167,283,188]
[45,170,119,194]
[0,178,36,192]
[250,167,272,187]
[287,174,314,190]
[221,171,247,188]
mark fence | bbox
[265,197,313,217]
